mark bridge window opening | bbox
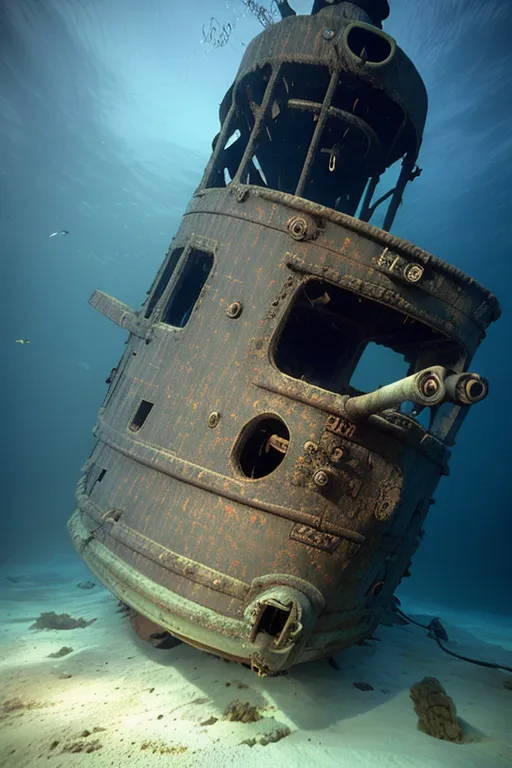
[144,247,184,318]
[242,107,315,194]
[206,67,271,189]
[280,62,331,103]
[334,78,407,162]
[161,248,214,327]
[204,57,418,227]
[241,64,330,196]
[350,342,409,392]
[235,415,290,479]
[273,280,462,401]
[129,399,154,432]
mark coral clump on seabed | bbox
[48,646,73,658]
[1,697,46,714]
[259,727,291,745]
[223,700,263,723]
[410,677,463,742]
[29,612,96,630]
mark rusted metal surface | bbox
[68,1,500,675]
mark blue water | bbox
[1,0,511,625]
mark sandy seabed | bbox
[0,556,511,768]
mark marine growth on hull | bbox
[68,0,500,676]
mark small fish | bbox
[48,229,69,238]
[77,581,96,590]
[352,681,374,691]
[15,339,31,344]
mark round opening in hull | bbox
[234,415,290,479]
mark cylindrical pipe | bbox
[345,366,447,420]
[444,373,488,405]
[345,367,489,420]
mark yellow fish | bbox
[15,339,31,345]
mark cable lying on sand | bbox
[396,607,512,673]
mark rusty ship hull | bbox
[68,2,500,675]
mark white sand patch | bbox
[0,559,511,767]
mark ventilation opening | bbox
[346,26,393,64]
[97,468,106,483]
[236,416,290,479]
[162,248,214,327]
[273,280,463,400]
[144,247,184,318]
[129,399,154,432]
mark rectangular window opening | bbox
[129,399,154,432]
[144,247,184,318]
[273,280,463,402]
[161,248,214,327]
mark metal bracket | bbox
[89,290,152,340]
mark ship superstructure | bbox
[69,0,500,675]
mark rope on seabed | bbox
[396,607,512,673]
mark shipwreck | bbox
[68,0,500,676]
